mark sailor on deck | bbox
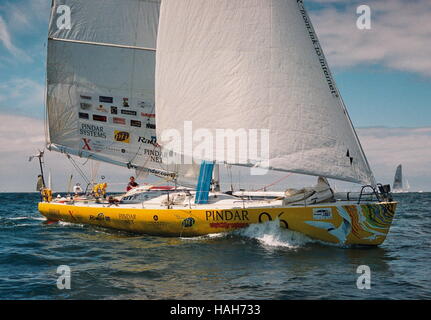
[127,176,139,192]
[73,183,83,196]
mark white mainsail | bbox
[46,0,174,178]
[155,0,375,185]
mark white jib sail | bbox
[46,0,176,178]
[155,0,375,185]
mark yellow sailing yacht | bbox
[38,0,397,246]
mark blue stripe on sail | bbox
[195,161,215,204]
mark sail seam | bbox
[48,37,156,52]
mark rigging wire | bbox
[65,154,91,186]
[254,173,293,192]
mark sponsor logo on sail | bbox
[131,120,142,128]
[80,103,92,110]
[123,98,130,107]
[113,117,126,125]
[143,148,162,163]
[93,115,107,122]
[96,105,108,113]
[121,110,137,116]
[111,106,118,115]
[141,112,156,118]
[80,124,106,139]
[99,96,113,103]
[114,131,130,144]
[146,123,156,129]
[106,146,129,154]
[138,136,158,146]
[82,138,92,151]
[79,112,89,120]
[80,95,92,100]
[81,138,107,152]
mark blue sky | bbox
[338,67,431,128]
[0,0,430,192]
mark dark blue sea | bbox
[0,193,430,300]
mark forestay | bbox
[155,0,375,185]
[46,0,174,178]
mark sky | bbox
[0,0,430,192]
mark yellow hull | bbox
[38,201,397,246]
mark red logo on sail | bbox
[82,138,92,151]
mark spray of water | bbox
[236,220,315,249]
[180,232,228,241]
[181,221,314,248]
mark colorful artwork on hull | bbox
[305,204,395,244]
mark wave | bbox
[180,232,228,241]
[8,216,46,221]
[235,220,315,249]
[180,221,314,248]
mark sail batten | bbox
[48,37,156,52]
[155,0,375,185]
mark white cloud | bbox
[0,114,430,192]
[0,0,50,62]
[0,15,30,61]
[0,78,45,117]
[308,0,431,77]
[0,0,50,31]
[0,114,45,153]
[357,127,431,190]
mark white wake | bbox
[236,220,314,249]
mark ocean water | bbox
[0,192,430,300]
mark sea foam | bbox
[236,220,314,249]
